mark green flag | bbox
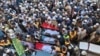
[12,38,25,56]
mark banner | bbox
[12,38,25,56]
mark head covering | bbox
[62,28,66,30]
[97,8,100,11]
[64,25,67,28]
[81,51,87,56]
[2,26,5,29]
[58,23,61,26]
[68,46,72,50]
[93,25,97,28]
[74,6,77,9]
[43,11,46,14]
[9,33,16,38]
[70,2,73,4]
[84,15,89,18]
[47,16,51,20]
[73,19,76,22]
[27,35,30,37]
[0,46,3,50]
[65,12,68,15]
[63,17,66,20]
[52,11,56,14]
[6,48,11,53]
[84,20,88,23]
[74,46,79,51]
[95,23,99,26]
[66,18,70,20]
[57,35,61,38]
[90,26,93,28]
[74,12,77,15]
[8,29,14,33]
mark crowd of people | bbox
[0,0,100,56]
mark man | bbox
[77,27,87,40]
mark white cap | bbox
[74,46,79,51]
[46,0,49,1]
[84,20,88,22]
[68,46,72,50]
[73,19,76,22]
[58,23,61,26]
[25,1,27,3]
[84,15,89,18]
[30,3,33,5]
[47,4,50,6]
[85,8,87,10]
[47,16,51,19]
[59,15,62,18]
[8,29,14,33]
[72,22,76,25]
[64,25,67,28]
[74,12,77,14]
[0,46,3,50]
[59,2,62,4]
[76,16,79,20]
[57,9,59,11]
[65,12,68,15]
[6,48,11,53]
[5,27,9,32]
[52,11,56,14]
[74,6,77,8]
[93,25,97,28]
[81,51,87,55]
[95,23,99,26]
[28,17,32,21]
[2,26,5,29]
[97,8,100,11]
[26,16,28,19]
[57,35,61,38]
[90,3,93,6]
[86,11,88,13]
[66,18,70,20]
[63,17,66,20]
[9,33,15,38]
[39,2,42,5]
[43,11,46,14]
[90,26,93,28]
[70,2,73,4]
[11,12,15,15]
[89,11,92,13]
[25,10,28,13]
[27,35,30,37]
[93,3,96,5]
[6,1,10,4]
[21,5,25,9]
[62,28,66,30]
[35,9,39,11]
[15,16,18,18]
[45,14,49,17]
[52,17,56,20]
